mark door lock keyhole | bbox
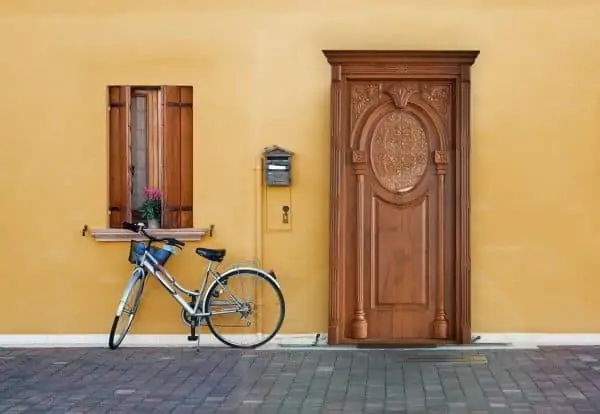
[282,205,290,224]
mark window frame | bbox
[92,84,205,242]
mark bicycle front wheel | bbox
[204,270,285,348]
[108,268,146,350]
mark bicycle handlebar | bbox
[122,221,186,248]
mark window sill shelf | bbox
[91,228,207,242]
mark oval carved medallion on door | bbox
[370,110,429,194]
[324,50,479,345]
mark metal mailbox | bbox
[263,145,294,187]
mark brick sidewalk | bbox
[1,346,600,413]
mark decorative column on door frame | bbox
[350,149,368,340]
[432,149,449,339]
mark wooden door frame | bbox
[323,50,479,345]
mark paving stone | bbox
[2,346,600,412]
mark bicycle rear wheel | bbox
[204,270,285,348]
[108,269,146,350]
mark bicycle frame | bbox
[136,251,234,318]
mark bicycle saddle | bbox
[195,248,226,263]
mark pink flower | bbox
[144,187,161,200]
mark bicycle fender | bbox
[116,268,144,316]
[201,267,281,311]
[220,267,281,288]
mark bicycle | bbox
[108,221,286,350]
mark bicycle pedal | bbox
[187,335,199,341]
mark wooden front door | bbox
[324,50,479,345]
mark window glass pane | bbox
[131,95,148,211]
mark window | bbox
[107,85,193,229]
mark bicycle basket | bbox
[128,241,147,265]
[128,241,174,267]
[147,245,173,266]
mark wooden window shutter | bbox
[162,86,193,228]
[108,86,131,228]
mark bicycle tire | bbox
[108,269,146,350]
[204,270,285,349]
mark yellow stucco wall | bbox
[1,0,600,336]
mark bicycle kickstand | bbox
[189,317,204,353]
[187,320,201,353]
[194,318,206,352]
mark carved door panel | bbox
[342,81,455,342]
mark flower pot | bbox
[147,218,160,229]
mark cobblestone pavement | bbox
[2,346,600,413]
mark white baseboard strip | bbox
[474,333,600,347]
[0,333,599,348]
[0,334,325,348]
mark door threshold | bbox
[356,343,439,349]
